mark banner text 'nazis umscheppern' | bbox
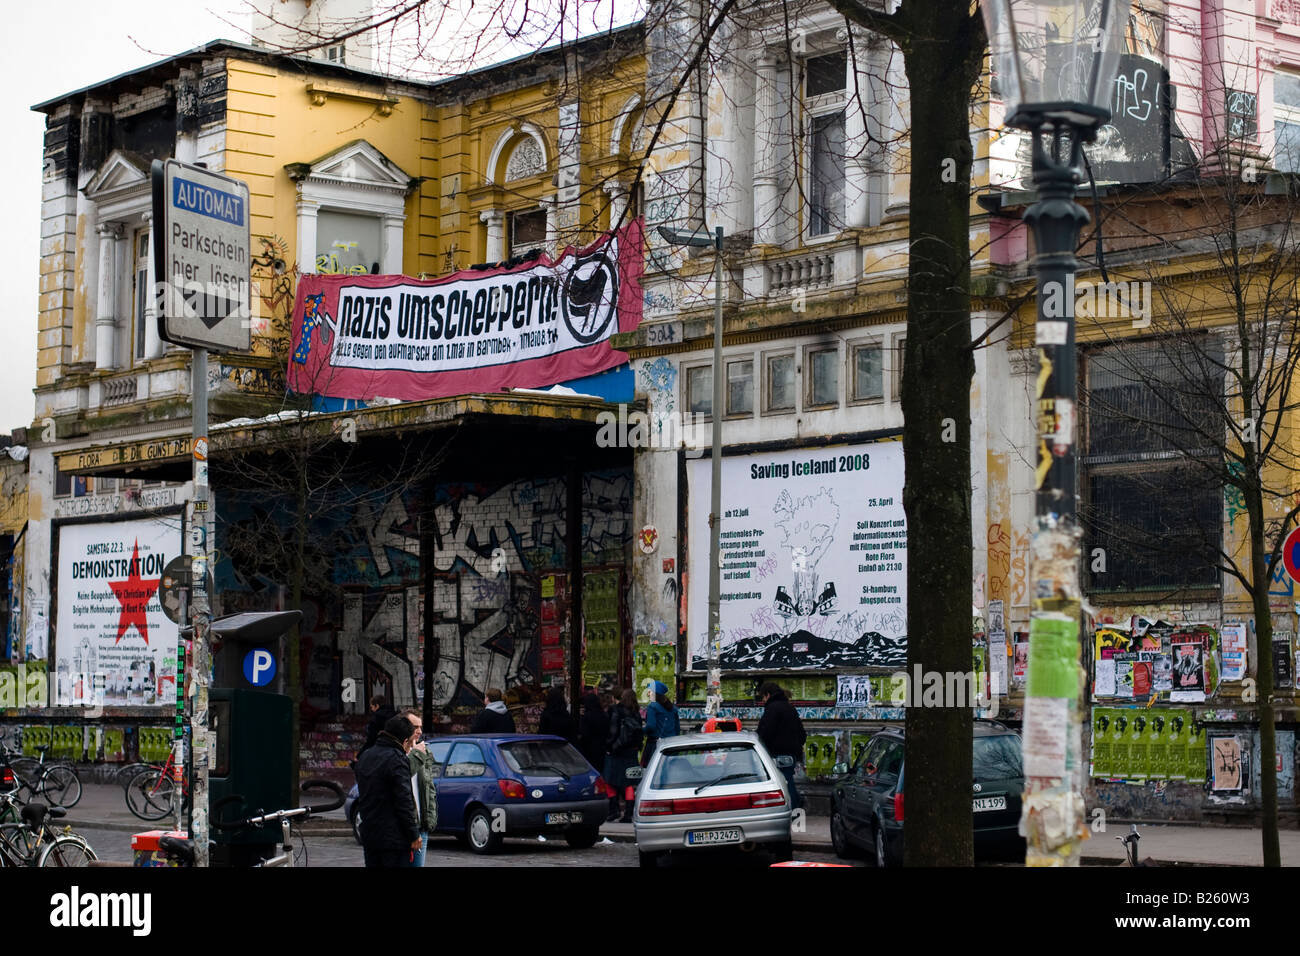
[287,221,644,401]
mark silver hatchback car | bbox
[633,731,794,867]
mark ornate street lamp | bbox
[980,0,1132,867]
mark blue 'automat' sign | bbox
[173,177,245,226]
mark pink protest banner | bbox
[288,220,644,401]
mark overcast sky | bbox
[0,1,248,435]
[0,0,638,437]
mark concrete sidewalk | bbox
[57,783,1300,866]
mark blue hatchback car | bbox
[348,734,614,854]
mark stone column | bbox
[480,209,505,262]
[143,213,163,360]
[603,181,629,229]
[843,29,871,229]
[753,52,781,245]
[297,196,320,274]
[381,214,405,274]
[95,222,122,370]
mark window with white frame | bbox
[849,340,883,403]
[131,227,151,363]
[726,359,754,416]
[805,345,840,407]
[765,351,796,413]
[315,210,381,275]
[509,209,548,259]
[1274,70,1300,173]
[290,141,412,277]
[806,51,847,238]
[686,365,713,418]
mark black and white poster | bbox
[55,517,180,707]
[687,440,907,670]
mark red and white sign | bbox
[1283,525,1300,584]
[287,221,644,401]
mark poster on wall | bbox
[1221,622,1247,682]
[1170,638,1206,702]
[287,221,644,401]
[633,638,677,703]
[54,517,181,707]
[686,440,906,670]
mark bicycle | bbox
[201,779,345,867]
[1,745,82,808]
[124,752,191,821]
[0,802,97,867]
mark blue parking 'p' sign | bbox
[243,647,277,687]
[1283,527,1300,585]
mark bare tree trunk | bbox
[897,2,984,867]
[1245,472,1281,866]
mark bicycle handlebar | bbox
[211,779,345,831]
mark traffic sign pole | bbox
[190,351,212,866]
[152,158,251,867]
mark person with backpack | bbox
[642,681,681,768]
[605,689,643,822]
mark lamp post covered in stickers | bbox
[980,0,1131,866]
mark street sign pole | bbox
[189,353,211,866]
[152,158,251,867]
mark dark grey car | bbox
[829,721,1026,866]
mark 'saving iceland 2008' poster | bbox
[686,440,907,671]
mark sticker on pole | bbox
[243,647,277,687]
[1283,526,1300,584]
[152,159,252,352]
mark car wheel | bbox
[638,849,661,868]
[466,808,502,854]
[830,810,856,859]
[874,821,896,868]
[770,840,794,864]
[564,825,600,849]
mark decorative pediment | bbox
[84,151,149,199]
[287,140,412,194]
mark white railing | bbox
[101,375,139,407]
[766,251,837,297]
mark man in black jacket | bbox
[470,687,516,733]
[756,682,807,809]
[354,714,421,867]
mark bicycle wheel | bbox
[38,836,97,867]
[117,763,156,789]
[0,824,37,866]
[125,769,175,821]
[8,758,39,789]
[40,766,82,808]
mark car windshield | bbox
[651,744,770,790]
[973,735,1023,781]
[500,740,591,777]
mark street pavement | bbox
[53,782,1300,867]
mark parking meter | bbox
[203,610,301,866]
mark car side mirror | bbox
[832,762,848,776]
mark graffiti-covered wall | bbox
[216,467,632,774]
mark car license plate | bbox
[686,828,742,846]
[545,812,579,824]
[973,796,1006,812]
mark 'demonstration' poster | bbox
[55,517,180,707]
[686,440,906,670]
